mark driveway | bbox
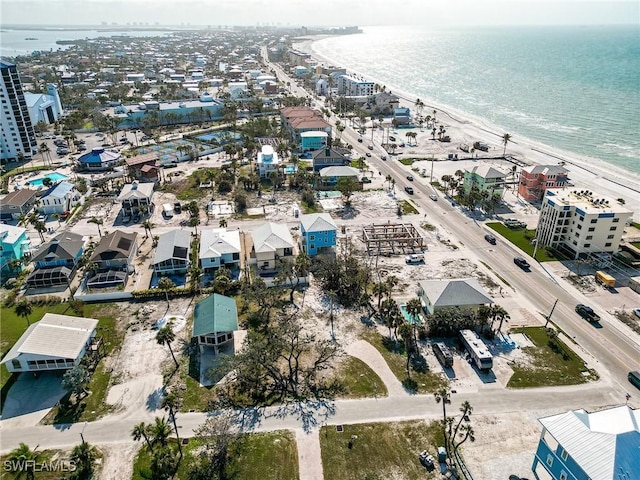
[1,371,66,424]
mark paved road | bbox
[0,381,619,453]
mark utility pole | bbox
[545,299,558,328]
[430,155,434,184]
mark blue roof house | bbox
[300,213,337,257]
[37,181,82,215]
[532,405,640,480]
[192,293,238,354]
[0,224,30,275]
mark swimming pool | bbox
[26,172,68,187]
[400,304,422,325]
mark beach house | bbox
[87,230,138,290]
[532,405,640,480]
[0,224,30,274]
[1,313,98,373]
[152,229,191,275]
[463,165,506,197]
[125,153,161,184]
[256,145,281,179]
[0,188,37,220]
[318,166,361,188]
[37,181,82,215]
[117,181,154,218]
[312,147,350,171]
[199,228,242,274]
[192,293,238,354]
[417,279,494,315]
[248,222,295,273]
[25,232,84,289]
[518,164,569,202]
[300,213,337,257]
[280,106,332,148]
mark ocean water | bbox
[0,28,172,57]
[311,25,640,175]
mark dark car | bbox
[365,152,372,157]
[174,202,182,214]
[357,137,363,143]
[406,175,414,181]
[575,304,601,322]
[404,186,414,195]
[514,257,530,269]
[484,234,497,245]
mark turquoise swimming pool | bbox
[27,172,68,187]
[400,304,422,325]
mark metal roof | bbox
[1,313,98,363]
[41,181,75,199]
[0,224,27,245]
[300,213,337,233]
[418,279,494,308]
[78,147,120,164]
[251,222,294,254]
[192,294,238,337]
[467,165,506,179]
[153,229,191,265]
[539,406,640,480]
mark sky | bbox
[1,0,638,27]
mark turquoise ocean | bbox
[310,25,640,176]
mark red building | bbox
[518,165,569,202]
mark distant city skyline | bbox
[2,0,639,27]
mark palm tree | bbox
[39,142,50,166]
[15,301,33,327]
[157,276,175,306]
[398,322,414,378]
[132,422,154,451]
[150,417,172,448]
[161,392,182,456]
[405,297,422,344]
[88,217,103,237]
[434,387,452,452]
[502,133,512,157]
[34,221,46,243]
[218,218,227,228]
[141,220,155,239]
[7,443,39,480]
[69,441,98,478]
[156,323,178,368]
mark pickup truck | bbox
[575,304,601,322]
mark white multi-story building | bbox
[1,59,37,162]
[256,145,281,178]
[536,189,632,260]
[24,83,63,125]
[336,75,375,97]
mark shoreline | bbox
[295,35,640,220]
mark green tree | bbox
[141,220,155,239]
[150,445,179,480]
[131,422,153,452]
[380,298,403,339]
[150,417,173,448]
[7,443,39,480]
[156,323,178,368]
[405,297,423,344]
[502,133,512,157]
[88,217,103,237]
[157,276,175,306]
[14,301,33,327]
[69,441,98,480]
[62,364,91,403]
[161,392,183,456]
[434,387,452,452]
[336,176,359,205]
[398,322,414,378]
[191,414,238,480]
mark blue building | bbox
[299,213,337,257]
[26,232,84,289]
[0,224,30,275]
[394,107,411,126]
[77,147,121,171]
[532,405,640,480]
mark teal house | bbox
[0,224,30,275]
[192,294,238,354]
[300,213,338,257]
[463,165,506,196]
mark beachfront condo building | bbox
[24,83,63,126]
[1,59,38,163]
[536,189,632,260]
[336,75,375,97]
[531,405,640,480]
[518,164,569,202]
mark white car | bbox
[405,254,425,264]
[429,194,438,201]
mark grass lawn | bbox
[398,158,415,166]
[40,304,125,424]
[132,431,298,480]
[362,331,446,394]
[507,326,598,388]
[0,448,81,480]
[320,421,442,480]
[335,356,388,399]
[400,199,419,215]
[301,199,323,213]
[486,223,561,262]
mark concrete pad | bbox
[0,371,66,422]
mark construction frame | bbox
[362,223,425,256]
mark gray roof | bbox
[199,228,241,259]
[0,188,37,207]
[300,213,337,233]
[251,222,294,254]
[32,231,84,263]
[41,181,76,200]
[319,166,360,177]
[117,182,154,201]
[467,165,506,179]
[539,406,640,480]
[1,313,98,363]
[90,230,137,262]
[523,164,569,175]
[153,229,191,265]
[418,278,493,308]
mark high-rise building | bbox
[1,59,37,162]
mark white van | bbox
[162,203,174,218]
[405,254,425,264]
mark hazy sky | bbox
[1,0,638,26]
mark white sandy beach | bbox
[295,37,640,221]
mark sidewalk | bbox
[345,339,408,398]
[295,428,323,480]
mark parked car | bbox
[429,194,438,201]
[514,257,530,270]
[357,137,363,143]
[56,148,69,155]
[389,135,396,141]
[405,254,425,264]
[368,144,374,150]
[484,234,497,245]
[37,214,48,222]
[406,175,414,181]
[366,152,372,157]
[404,186,414,195]
[575,304,601,322]
[174,202,182,214]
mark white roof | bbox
[319,166,360,177]
[300,213,337,233]
[251,222,294,254]
[0,224,27,245]
[300,131,329,138]
[1,313,98,362]
[539,405,640,480]
[117,182,154,201]
[199,228,241,259]
[418,278,493,308]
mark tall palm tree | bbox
[141,220,155,239]
[7,443,39,480]
[157,276,175,306]
[15,301,33,327]
[161,392,182,456]
[405,297,422,344]
[150,417,172,448]
[69,441,98,478]
[132,422,154,451]
[88,217,103,237]
[156,323,178,368]
[218,218,227,228]
[34,221,47,243]
[502,133,512,157]
[39,142,50,167]
[434,387,452,452]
